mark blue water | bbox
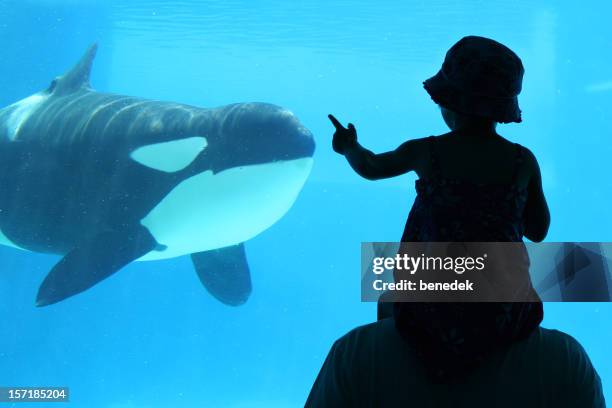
[0,0,610,406]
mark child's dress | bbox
[394,136,543,382]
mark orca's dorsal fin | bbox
[50,43,98,95]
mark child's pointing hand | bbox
[329,114,357,154]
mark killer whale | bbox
[0,44,315,306]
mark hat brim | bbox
[423,69,522,124]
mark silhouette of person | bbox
[307,36,605,407]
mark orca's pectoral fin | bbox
[36,225,158,307]
[191,243,252,306]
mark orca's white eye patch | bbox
[130,136,208,172]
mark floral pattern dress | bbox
[393,136,543,382]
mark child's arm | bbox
[329,114,420,180]
[523,148,550,242]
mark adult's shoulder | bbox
[337,318,398,341]
[329,318,404,360]
[521,327,589,362]
[538,327,582,346]
[532,327,605,407]
[332,319,396,350]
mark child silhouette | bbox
[308,36,604,407]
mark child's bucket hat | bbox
[423,36,524,123]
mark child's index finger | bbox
[328,114,344,130]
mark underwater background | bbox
[0,0,610,406]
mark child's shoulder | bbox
[512,142,540,173]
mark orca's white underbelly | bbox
[138,157,313,261]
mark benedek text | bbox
[373,279,474,291]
